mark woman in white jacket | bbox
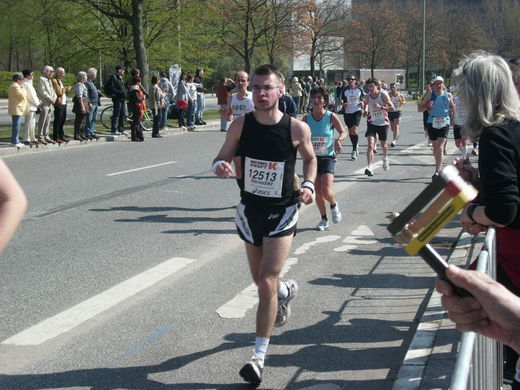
[22,70,40,146]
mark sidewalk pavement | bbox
[0,118,223,158]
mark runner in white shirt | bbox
[362,78,394,176]
[341,75,365,160]
[453,95,468,159]
[223,71,254,121]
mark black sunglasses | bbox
[348,78,356,81]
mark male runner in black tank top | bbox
[212,64,317,386]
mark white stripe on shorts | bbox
[269,204,299,236]
[235,203,254,243]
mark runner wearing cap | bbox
[418,76,455,178]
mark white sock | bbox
[460,146,467,159]
[277,281,289,301]
[254,337,269,364]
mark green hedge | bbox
[1,71,77,98]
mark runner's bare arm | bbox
[0,159,27,255]
[331,113,347,154]
[448,93,456,125]
[382,91,395,111]
[291,120,317,205]
[212,117,244,178]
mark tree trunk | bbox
[131,0,149,91]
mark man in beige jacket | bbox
[36,65,57,145]
[8,73,28,148]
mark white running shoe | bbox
[274,280,298,327]
[331,204,342,223]
[364,167,374,177]
[239,355,263,385]
[383,158,390,171]
[351,150,358,160]
[316,218,330,231]
[390,141,396,147]
[11,143,26,148]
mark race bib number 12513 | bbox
[244,157,284,198]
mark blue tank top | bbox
[306,111,334,157]
[427,92,450,125]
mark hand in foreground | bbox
[452,158,478,183]
[213,161,233,178]
[299,187,314,205]
[436,265,520,354]
[459,204,487,235]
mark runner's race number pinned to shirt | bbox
[311,137,328,155]
[244,157,284,198]
[432,116,448,129]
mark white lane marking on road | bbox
[216,257,298,319]
[293,235,341,255]
[2,257,195,346]
[334,225,376,252]
[351,225,375,236]
[106,161,177,176]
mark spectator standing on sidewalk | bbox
[72,71,90,141]
[36,65,56,145]
[290,76,303,114]
[128,77,146,142]
[85,68,101,140]
[194,68,206,125]
[51,67,71,143]
[176,72,189,131]
[22,70,40,146]
[453,51,520,388]
[149,75,165,138]
[8,73,28,148]
[215,77,233,132]
[186,74,198,131]
[158,72,175,131]
[105,65,127,135]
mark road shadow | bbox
[0,304,409,389]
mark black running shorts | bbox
[343,111,362,128]
[235,203,298,246]
[317,156,336,175]
[453,125,463,140]
[388,111,401,121]
[365,123,389,141]
[427,124,450,141]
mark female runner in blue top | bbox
[303,86,347,231]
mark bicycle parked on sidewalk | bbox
[99,105,153,131]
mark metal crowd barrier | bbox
[450,227,502,390]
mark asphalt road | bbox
[0,105,467,389]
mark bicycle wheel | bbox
[100,105,113,129]
[140,109,153,131]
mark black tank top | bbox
[239,112,298,207]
